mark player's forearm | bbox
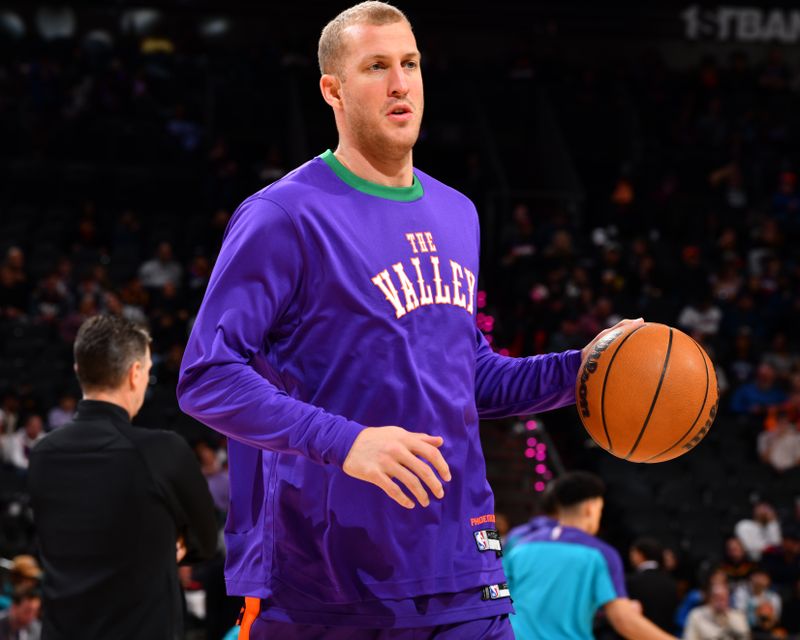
[177,361,365,466]
[475,345,582,418]
[611,611,676,640]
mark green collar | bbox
[320,149,423,202]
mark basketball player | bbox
[178,3,641,637]
[504,472,676,639]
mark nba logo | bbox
[489,584,500,599]
[474,531,489,551]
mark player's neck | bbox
[557,513,594,535]
[82,391,134,419]
[333,144,414,188]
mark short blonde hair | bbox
[318,1,410,76]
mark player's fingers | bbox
[408,439,451,482]
[416,433,444,447]
[374,472,415,509]
[398,450,443,500]
[390,463,430,507]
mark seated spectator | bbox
[2,415,46,471]
[676,567,730,635]
[46,394,77,431]
[0,556,42,611]
[138,241,182,289]
[677,296,723,339]
[759,409,800,473]
[59,294,99,344]
[30,271,72,323]
[760,525,800,591]
[733,569,782,627]
[0,394,20,438]
[762,333,797,381]
[750,601,786,640]
[683,582,750,640]
[0,588,41,640]
[627,537,679,633]
[193,439,229,515]
[783,374,800,424]
[721,536,756,588]
[736,503,783,561]
[730,364,787,417]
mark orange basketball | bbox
[575,322,718,463]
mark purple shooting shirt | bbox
[177,150,582,626]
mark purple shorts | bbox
[245,614,514,639]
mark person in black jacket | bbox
[28,314,217,640]
[626,537,679,634]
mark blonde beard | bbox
[345,106,421,162]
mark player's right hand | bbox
[342,426,451,509]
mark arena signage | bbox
[682,5,800,42]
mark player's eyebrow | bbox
[361,51,422,62]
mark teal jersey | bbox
[504,524,626,640]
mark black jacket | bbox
[28,400,218,640]
[626,566,679,633]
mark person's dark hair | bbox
[74,315,151,390]
[551,471,605,509]
[631,537,663,563]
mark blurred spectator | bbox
[0,588,41,640]
[138,242,182,289]
[730,364,787,417]
[760,525,800,592]
[750,601,786,640]
[727,330,758,388]
[736,503,782,562]
[46,394,77,431]
[0,556,42,611]
[762,334,797,381]
[627,537,679,633]
[0,249,28,319]
[30,272,72,323]
[758,410,800,473]
[683,582,750,640]
[771,171,799,221]
[783,374,800,424]
[59,294,99,344]
[193,439,229,515]
[0,395,20,437]
[2,415,45,472]
[720,537,756,588]
[676,567,730,635]
[733,569,782,627]
[678,296,723,339]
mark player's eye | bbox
[368,62,385,71]
[404,60,419,70]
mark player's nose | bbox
[388,64,409,97]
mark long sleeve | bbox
[474,328,582,419]
[164,435,219,563]
[177,197,365,467]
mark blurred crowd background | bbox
[2,2,800,638]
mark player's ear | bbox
[128,360,140,390]
[320,74,343,109]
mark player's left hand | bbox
[581,318,644,361]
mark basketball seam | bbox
[644,338,710,463]
[624,328,674,461]
[599,324,648,453]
